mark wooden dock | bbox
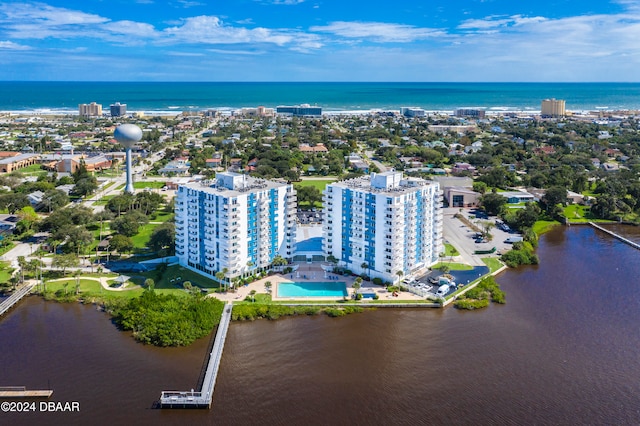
[589,222,640,250]
[159,302,233,409]
[0,387,53,398]
[0,282,37,318]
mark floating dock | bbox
[0,282,37,317]
[0,387,53,398]
[589,222,640,250]
[159,302,233,409]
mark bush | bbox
[372,277,383,286]
[454,298,490,310]
[112,290,224,346]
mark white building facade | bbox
[175,172,296,281]
[323,172,442,283]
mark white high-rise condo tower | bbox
[323,171,443,284]
[113,124,142,194]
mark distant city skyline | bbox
[0,0,639,82]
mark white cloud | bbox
[167,51,205,56]
[208,48,265,55]
[458,15,547,30]
[0,40,31,50]
[102,20,158,38]
[163,16,292,45]
[258,0,305,4]
[310,21,444,42]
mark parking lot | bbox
[297,209,322,225]
[441,207,522,265]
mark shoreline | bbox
[1,108,636,117]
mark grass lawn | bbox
[149,211,174,223]
[131,223,160,249]
[44,278,186,300]
[93,195,116,206]
[17,164,47,176]
[139,264,221,291]
[0,242,15,257]
[294,179,336,192]
[133,181,165,190]
[564,204,599,222]
[444,243,460,257]
[431,262,473,271]
[482,257,505,274]
[0,261,13,284]
[532,220,561,235]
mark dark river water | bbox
[1,225,640,426]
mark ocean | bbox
[1,82,640,114]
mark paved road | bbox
[442,208,485,266]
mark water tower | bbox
[114,124,142,194]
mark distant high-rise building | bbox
[455,108,486,119]
[78,102,102,117]
[110,102,127,117]
[541,98,566,117]
[323,171,442,283]
[400,107,426,117]
[276,104,322,117]
[175,172,297,281]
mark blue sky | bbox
[0,0,638,81]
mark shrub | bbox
[372,277,383,286]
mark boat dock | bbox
[589,222,640,250]
[0,386,53,398]
[0,282,37,317]
[159,302,233,409]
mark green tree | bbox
[472,181,488,194]
[148,222,175,254]
[110,234,134,254]
[542,186,568,212]
[52,253,79,276]
[480,192,507,216]
[111,211,148,237]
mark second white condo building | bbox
[175,172,296,281]
[323,171,443,284]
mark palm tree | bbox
[73,270,81,295]
[361,262,369,279]
[144,278,154,290]
[222,268,229,291]
[215,271,225,291]
[353,277,362,299]
[246,260,254,278]
[396,270,403,284]
[264,281,272,293]
[249,289,256,302]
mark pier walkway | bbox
[0,386,53,398]
[0,282,37,317]
[159,302,233,409]
[589,222,640,250]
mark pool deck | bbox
[211,262,425,303]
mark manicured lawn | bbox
[295,179,336,192]
[444,243,459,257]
[482,257,505,274]
[140,265,221,290]
[17,164,47,176]
[133,181,165,189]
[149,211,174,222]
[0,261,13,284]
[93,195,116,206]
[564,204,594,222]
[532,220,561,235]
[131,223,159,249]
[431,262,473,271]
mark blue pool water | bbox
[278,282,348,298]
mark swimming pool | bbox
[277,281,348,298]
